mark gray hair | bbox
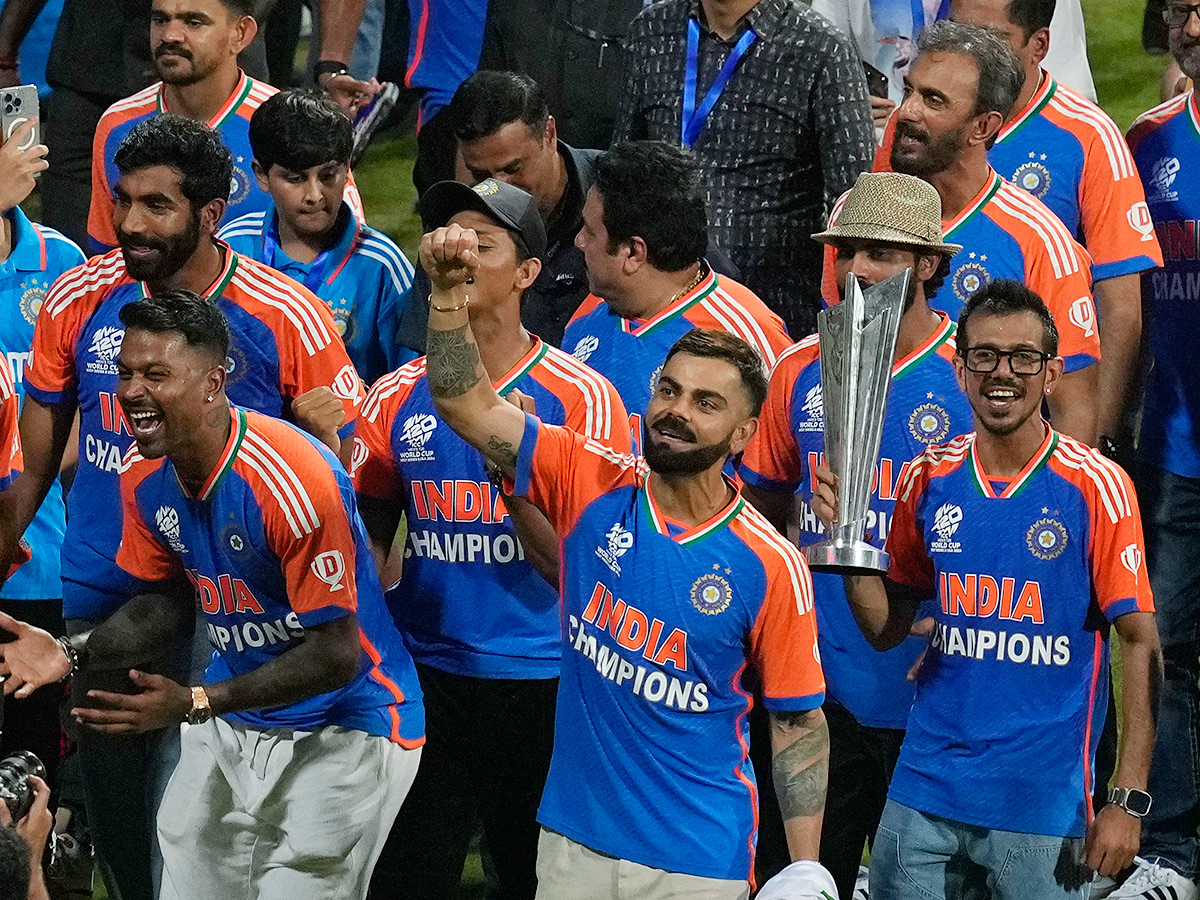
[916,21,1024,119]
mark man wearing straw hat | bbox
[741,170,974,898]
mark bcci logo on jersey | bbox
[571,335,599,363]
[19,280,46,325]
[690,572,732,616]
[1012,155,1052,199]
[1148,156,1180,202]
[596,522,633,575]
[930,502,963,554]
[229,164,252,206]
[796,384,823,433]
[952,262,989,303]
[398,413,437,462]
[1026,516,1068,560]
[155,506,187,553]
[909,403,950,445]
[86,326,124,376]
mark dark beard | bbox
[890,120,966,180]
[642,415,732,474]
[119,212,202,283]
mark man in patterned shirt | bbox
[614,0,875,338]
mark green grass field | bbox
[80,0,1163,895]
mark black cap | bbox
[419,178,547,260]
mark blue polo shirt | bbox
[0,207,84,600]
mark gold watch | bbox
[187,685,213,725]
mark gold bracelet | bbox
[430,297,470,313]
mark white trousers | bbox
[157,717,420,900]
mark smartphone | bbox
[0,85,40,151]
[863,62,890,101]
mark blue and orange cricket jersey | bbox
[1128,90,1200,477]
[0,207,85,600]
[989,71,1163,281]
[117,408,424,743]
[563,265,791,449]
[510,413,824,882]
[25,244,364,620]
[87,71,365,254]
[220,202,417,384]
[885,427,1153,837]
[0,356,21,491]
[822,170,1100,373]
[740,314,973,729]
[352,339,628,678]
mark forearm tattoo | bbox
[487,435,518,469]
[427,324,484,398]
[771,711,830,820]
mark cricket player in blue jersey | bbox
[220,90,417,384]
[812,281,1162,899]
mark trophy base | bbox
[803,539,890,575]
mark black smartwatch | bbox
[1108,786,1153,818]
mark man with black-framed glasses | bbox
[1117,5,1200,898]
[810,279,1163,899]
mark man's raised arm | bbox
[421,224,528,478]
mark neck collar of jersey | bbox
[137,240,239,300]
[943,169,1002,239]
[893,312,954,380]
[494,337,547,394]
[157,69,253,130]
[179,406,247,501]
[4,207,47,273]
[967,422,1056,499]
[264,200,360,286]
[641,474,743,544]
[621,262,718,337]
[996,69,1055,144]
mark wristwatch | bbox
[1108,786,1153,818]
[187,685,213,725]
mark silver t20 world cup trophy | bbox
[803,269,910,574]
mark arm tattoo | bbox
[426,324,485,398]
[771,710,829,820]
[487,435,519,469]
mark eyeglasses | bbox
[961,346,1051,375]
[1163,3,1200,27]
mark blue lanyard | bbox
[681,17,756,148]
[263,218,335,296]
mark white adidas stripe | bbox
[998,183,1079,272]
[362,363,425,421]
[1049,92,1135,181]
[704,289,779,368]
[104,84,160,117]
[739,503,814,615]
[541,349,609,441]
[242,429,320,537]
[45,256,126,319]
[992,187,1076,278]
[358,246,416,295]
[1054,440,1132,523]
[233,266,334,355]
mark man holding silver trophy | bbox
[741,171,974,898]
[801,263,1161,897]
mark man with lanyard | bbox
[565,140,791,451]
[0,290,425,900]
[1114,5,1200,897]
[0,120,84,779]
[419,207,830,897]
[0,114,363,900]
[352,178,627,900]
[945,0,1163,455]
[614,0,874,338]
[821,21,1100,445]
[87,0,363,254]
[740,171,973,900]
[811,280,1162,899]
[219,90,416,384]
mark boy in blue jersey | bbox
[1115,7,1200,898]
[420,215,829,899]
[741,171,972,900]
[812,281,1162,899]
[220,90,416,384]
[0,119,84,781]
[0,291,423,900]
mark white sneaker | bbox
[1109,857,1198,900]
[853,864,869,899]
